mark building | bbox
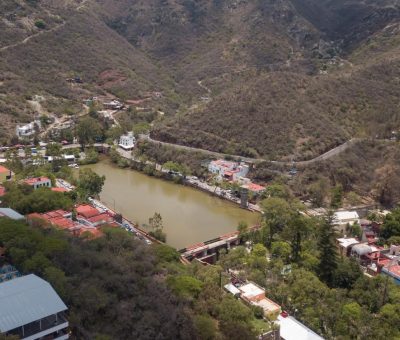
[336,237,359,257]
[0,165,12,182]
[0,208,24,220]
[118,132,136,150]
[103,100,124,110]
[23,177,52,190]
[277,315,323,340]
[0,274,69,339]
[333,210,360,233]
[15,120,41,138]
[241,182,266,194]
[238,282,281,317]
[208,159,249,182]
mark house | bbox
[277,315,323,340]
[15,120,41,138]
[103,100,124,110]
[0,274,69,339]
[0,208,24,220]
[238,282,281,317]
[118,132,136,150]
[23,177,52,190]
[0,165,12,182]
[241,182,266,194]
[336,237,359,257]
[208,159,249,181]
[333,210,360,233]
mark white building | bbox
[333,210,360,233]
[23,177,52,190]
[0,274,69,339]
[277,315,324,340]
[16,120,41,138]
[118,132,136,150]
[208,159,249,181]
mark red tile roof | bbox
[0,165,10,174]
[76,204,100,218]
[24,177,51,185]
[87,213,113,224]
[51,187,68,193]
[0,185,5,197]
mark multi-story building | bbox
[119,132,136,150]
[15,120,41,139]
[0,274,69,339]
[208,159,249,181]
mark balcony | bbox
[7,312,69,340]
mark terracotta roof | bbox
[243,182,265,192]
[87,213,113,224]
[24,177,51,185]
[0,185,5,197]
[51,187,68,193]
[76,204,100,218]
[0,166,9,174]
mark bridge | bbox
[179,225,261,264]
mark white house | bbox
[118,132,136,150]
[15,120,41,138]
[333,210,360,233]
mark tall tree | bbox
[317,213,338,286]
[77,168,105,199]
[76,117,103,149]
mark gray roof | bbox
[0,208,24,220]
[0,274,67,332]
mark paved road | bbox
[140,135,360,166]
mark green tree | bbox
[317,213,338,286]
[193,315,217,340]
[381,208,400,240]
[76,117,103,149]
[77,168,105,199]
[261,197,293,247]
[330,184,343,209]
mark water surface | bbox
[84,160,261,248]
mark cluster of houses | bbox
[15,120,41,139]
[27,203,119,239]
[224,280,323,340]
[208,159,266,195]
[334,212,400,284]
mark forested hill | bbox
[1,0,400,160]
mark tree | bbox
[381,208,400,240]
[149,212,166,242]
[77,168,105,199]
[317,213,338,286]
[271,241,291,263]
[330,184,343,209]
[261,197,293,247]
[76,117,103,149]
[193,315,217,340]
[237,221,249,240]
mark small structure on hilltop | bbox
[15,120,41,139]
[0,274,69,339]
[103,99,124,110]
[119,131,136,151]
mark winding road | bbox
[140,135,361,166]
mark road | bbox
[139,135,360,166]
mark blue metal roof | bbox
[0,274,67,332]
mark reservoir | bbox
[84,160,261,249]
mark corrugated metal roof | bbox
[0,208,24,220]
[0,274,67,332]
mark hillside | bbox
[1,0,400,163]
